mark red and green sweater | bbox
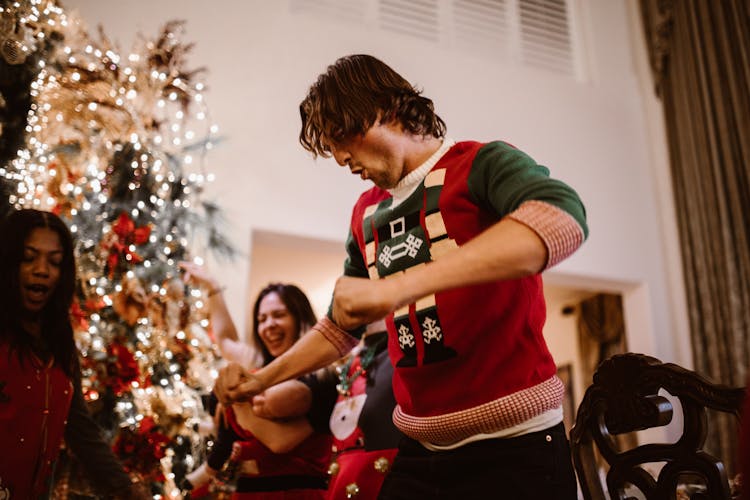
[316,140,588,446]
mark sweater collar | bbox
[388,138,456,207]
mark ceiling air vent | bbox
[289,0,580,78]
[519,0,574,75]
[378,0,440,42]
[289,0,367,24]
[453,0,509,57]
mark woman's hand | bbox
[214,363,265,404]
[179,261,220,293]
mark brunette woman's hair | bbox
[299,54,446,157]
[0,209,78,377]
[251,283,317,366]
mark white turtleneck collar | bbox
[388,138,456,208]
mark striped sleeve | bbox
[341,227,369,279]
[323,228,368,340]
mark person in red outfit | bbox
[0,208,149,499]
[214,54,587,499]
[180,263,332,499]
[254,321,401,500]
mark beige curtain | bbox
[577,293,627,384]
[577,293,637,453]
[639,0,750,474]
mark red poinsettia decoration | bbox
[70,296,107,332]
[112,416,170,482]
[102,212,151,277]
[106,339,140,396]
[70,300,88,332]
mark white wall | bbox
[62,0,690,366]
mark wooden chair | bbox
[570,353,745,500]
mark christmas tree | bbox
[1,1,234,496]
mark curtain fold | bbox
[639,0,750,475]
[577,293,626,382]
[577,293,637,454]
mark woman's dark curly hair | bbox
[0,209,78,377]
[251,283,317,366]
[299,54,446,157]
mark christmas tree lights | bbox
[1,1,234,496]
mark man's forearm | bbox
[255,329,344,391]
[331,218,549,330]
[390,218,547,309]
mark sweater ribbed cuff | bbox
[506,200,585,269]
[313,317,359,356]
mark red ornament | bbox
[106,340,140,396]
[70,299,89,332]
[101,212,152,277]
[70,297,107,332]
[112,417,170,482]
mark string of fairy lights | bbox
[2,1,233,496]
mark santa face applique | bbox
[330,393,367,443]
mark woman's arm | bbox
[180,261,259,367]
[251,379,313,419]
[180,261,239,342]
[231,401,314,454]
[65,374,150,498]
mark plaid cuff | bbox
[313,316,359,356]
[507,200,585,269]
[392,376,564,445]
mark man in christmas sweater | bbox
[215,54,587,499]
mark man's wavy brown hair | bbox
[299,54,446,157]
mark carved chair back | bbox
[570,353,745,500]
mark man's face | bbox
[327,121,407,190]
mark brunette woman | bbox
[181,262,331,499]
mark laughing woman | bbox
[222,283,332,499]
[0,209,149,499]
[181,261,332,499]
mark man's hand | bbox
[214,363,264,404]
[332,276,400,330]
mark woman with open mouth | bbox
[0,209,149,499]
[180,262,333,499]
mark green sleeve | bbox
[342,228,369,279]
[467,141,588,238]
[325,228,367,338]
